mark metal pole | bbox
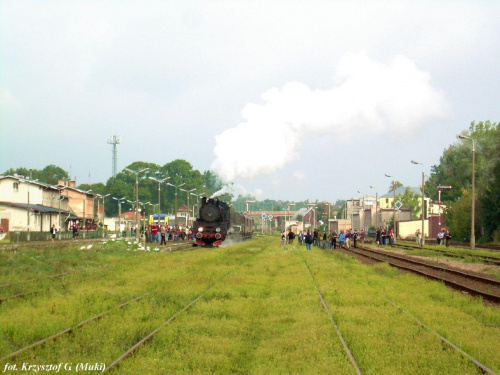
[135,175,139,240]
[58,189,61,235]
[370,186,378,229]
[472,139,476,249]
[102,194,110,238]
[125,168,149,241]
[421,171,425,246]
[167,182,185,227]
[27,184,30,241]
[328,203,331,232]
[149,177,169,226]
[83,194,86,238]
[174,186,177,226]
[438,190,442,226]
[393,189,396,239]
[458,135,476,250]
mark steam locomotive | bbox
[192,197,254,247]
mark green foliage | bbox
[3,165,70,185]
[1,239,499,373]
[400,186,422,220]
[443,190,473,242]
[427,121,500,242]
[388,180,403,193]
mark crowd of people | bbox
[374,227,395,247]
[435,228,452,247]
[280,228,366,250]
[141,223,194,244]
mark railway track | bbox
[0,242,194,305]
[416,239,500,252]
[341,246,500,303]
[306,249,498,375]
[0,243,255,372]
[301,256,362,375]
[0,238,196,252]
[393,242,500,266]
[102,272,231,373]
[384,298,497,375]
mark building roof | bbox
[292,207,310,219]
[0,175,61,191]
[380,186,426,198]
[0,201,76,216]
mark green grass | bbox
[0,238,499,374]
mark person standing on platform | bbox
[339,230,346,249]
[445,230,452,247]
[160,225,166,245]
[50,224,57,242]
[304,231,313,250]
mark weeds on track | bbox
[0,238,499,374]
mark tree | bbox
[388,180,403,193]
[479,124,500,242]
[426,121,500,241]
[443,189,473,243]
[3,165,70,185]
[400,187,421,220]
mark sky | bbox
[1,1,499,203]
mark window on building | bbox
[13,182,19,192]
[385,198,389,204]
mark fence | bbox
[10,229,108,243]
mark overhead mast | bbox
[107,136,120,177]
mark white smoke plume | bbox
[211,52,448,183]
[210,183,263,199]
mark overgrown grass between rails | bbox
[1,237,499,374]
[117,238,356,374]
[397,241,500,259]
[304,244,500,374]
[0,241,140,287]
[0,242,246,360]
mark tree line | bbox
[4,121,499,242]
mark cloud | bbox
[293,171,306,181]
[211,52,449,182]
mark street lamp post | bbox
[112,196,126,238]
[357,191,366,232]
[458,135,476,249]
[149,176,170,226]
[180,188,196,226]
[100,193,110,238]
[82,189,92,238]
[385,174,398,240]
[370,186,378,230]
[411,161,426,247]
[190,192,200,220]
[437,185,453,228]
[286,203,296,233]
[245,200,255,213]
[51,185,65,239]
[166,182,185,226]
[22,178,38,241]
[124,167,150,241]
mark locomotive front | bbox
[192,197,231,247]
